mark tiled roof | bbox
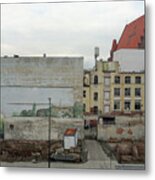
[111,15,145,51]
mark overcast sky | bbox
[1,0,144,68]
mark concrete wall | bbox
[4,117,84,140]
[97,124,144,141]
[97,116,144,141]
[1,56,83,117]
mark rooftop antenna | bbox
[94,47,99,70]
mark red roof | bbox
[111,15,145,51]
[64,128,77,136]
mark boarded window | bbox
[104,77,110,86]
[104,91,110,99]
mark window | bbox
[135,88,141,97]
[115,76,120,84]
[104,91,110,99]
[104,77,110,86]
[124,101,131,111]
[83,90,86,98]
[114,88,120,96]
[114,101,120,110]
[125,76,131,84]
[94,75,98,84]
[93,106,98,114]
[9,124,14,130]
[124,88,131,96]
[103,117,115,125]
[135,76,141,84]
[135,101,141,110]
[94,92,98,101]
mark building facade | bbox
[83,60,144,115]
[83,15,145,116]
[1,56,83,118]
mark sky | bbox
[1,0,144,68]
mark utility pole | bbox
[48,98,51,168]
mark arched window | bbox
[94,75,98,84]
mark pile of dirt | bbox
[114,140,145,164]
[0,140,60,162]
[0,139,88,163]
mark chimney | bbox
[94,47,99,70]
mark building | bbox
[83,15,145,116]
[109,15,145,72]
[83,60,144,115]
[1,56,83,118]
[83,60,120,115]
[1,56,84,141]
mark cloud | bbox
[1,1,144,68]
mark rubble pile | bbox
[0,140,49,162]
[0,140,88,163]
[114,140,145,163]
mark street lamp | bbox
[48,97,51,168]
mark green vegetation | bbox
[0,116,4,136]
[15,102,83,118]
[19,103,36,117]
[73,102,83,118]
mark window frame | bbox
[135,76,141,84]
[125,76,131,84]
[135,88,141,97]
[135,100,141,111]
[114,76,120,84]
[124,101,131,111]
[124,88,131,97]
[94,92,98,101]
[114,88,120,97]
[114,100,121,111]
[94,75,98,84]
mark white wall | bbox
[64,136,76,149]
[113,49,144,72]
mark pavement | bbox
[1,140,118,169]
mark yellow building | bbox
[83,60,145,115]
